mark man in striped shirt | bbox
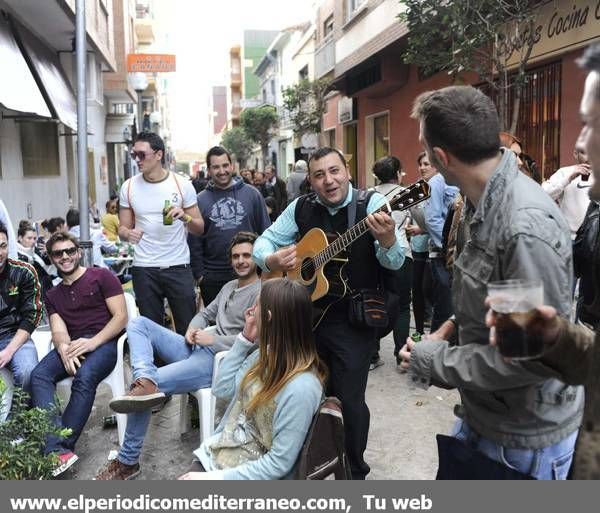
[0,221,42,393]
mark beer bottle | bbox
[410,332,422,343]
[162,200,173,225]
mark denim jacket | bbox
[410,150,583,449]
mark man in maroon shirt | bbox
[29,232,127,476]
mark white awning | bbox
[0,15,51,117]
[12,18,78,131]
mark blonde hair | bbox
[240,279,327,415]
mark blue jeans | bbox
[0,332,38,393]
[118,316,215,465]
[452,419,578,480]
[430,257,454,332]
[30,338,117,454]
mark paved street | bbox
[63,334,458,480]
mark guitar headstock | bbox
[388,180,431,212]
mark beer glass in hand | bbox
[487,279,544,360]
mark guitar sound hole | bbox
[300,258,316,282]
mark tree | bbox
[221,127,253,167]
[282,78,331,136]
[399,0,540,133]
[240,105,279,165]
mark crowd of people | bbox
[1,42,600,481]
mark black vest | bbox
[294,189,381,293]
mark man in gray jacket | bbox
[286,159,308,202]
[96,232,260,480]
[400,85,582,479]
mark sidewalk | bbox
[65,334,458,480]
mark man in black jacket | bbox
[265,165,288,216]
[0,221,42,392]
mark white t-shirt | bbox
[119,172,197,266]
[542,165,593,239]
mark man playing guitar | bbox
[252,147,404,480]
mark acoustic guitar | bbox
[264,180,431,327]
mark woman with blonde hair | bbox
[180,278,327,480]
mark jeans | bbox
[30,338,117,454]
[429,257,454,332]
[131,265,196,336]
[0,332,38,393]
[452,419,578,480]
[118,316,215,465]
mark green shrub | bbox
[0,380,71,480]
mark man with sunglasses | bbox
[96,232,260,480]
[0,221,41,394]
[29,232,127,476]
[118,132,204,336]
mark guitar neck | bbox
[312,182,429,269]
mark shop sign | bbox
[503,0,600,67]
[127,54,176,72]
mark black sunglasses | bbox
[130,150,158,162]
[50,247,78,259]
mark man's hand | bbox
[366,212,396,248]
[0,346,16,368]
[405,224,424,236]
[166,206,186,222]
[569,163,591,182]
[242,305,259,343]
[265,245,297,273]
[484,297,561,350]
[428,320,456,341]
[399,339,416,370]
[127,228,144,244]
[56,342,82,376]
[66,337,98,359]
[185,328,198,346]
[192,329,215,347]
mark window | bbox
[345,0,366,22]
[270,79,276,96]
[299,65,309,81]
[323,14,334,38]
[20,122,60,177]
[373,113,389,161]
[325,128,336,148]
[344,123,358,184]
[479,61,561,180]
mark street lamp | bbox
[129,72,148,133]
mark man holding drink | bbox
[118,132,204,335]
[400,85,583,479]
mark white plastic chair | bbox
[0,368,13,422]
[178,325,228,443]
[31,292,138,446]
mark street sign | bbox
[127,54,176,72]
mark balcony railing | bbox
[315,37,335,78]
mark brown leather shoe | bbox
[95,459,140,480]
[109,378,166,413]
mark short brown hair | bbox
[46,231,79,254]
[228,231,257,259]
[411,86,500,164]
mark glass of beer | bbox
[487,279,544,360]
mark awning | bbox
[0,15,51,118]
[11,17,78,131]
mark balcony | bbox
[230,71,242,86]
[315,37,335,78]
[135,19,155,46]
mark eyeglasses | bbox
[50,247,78,259]
[130,150,158,162]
